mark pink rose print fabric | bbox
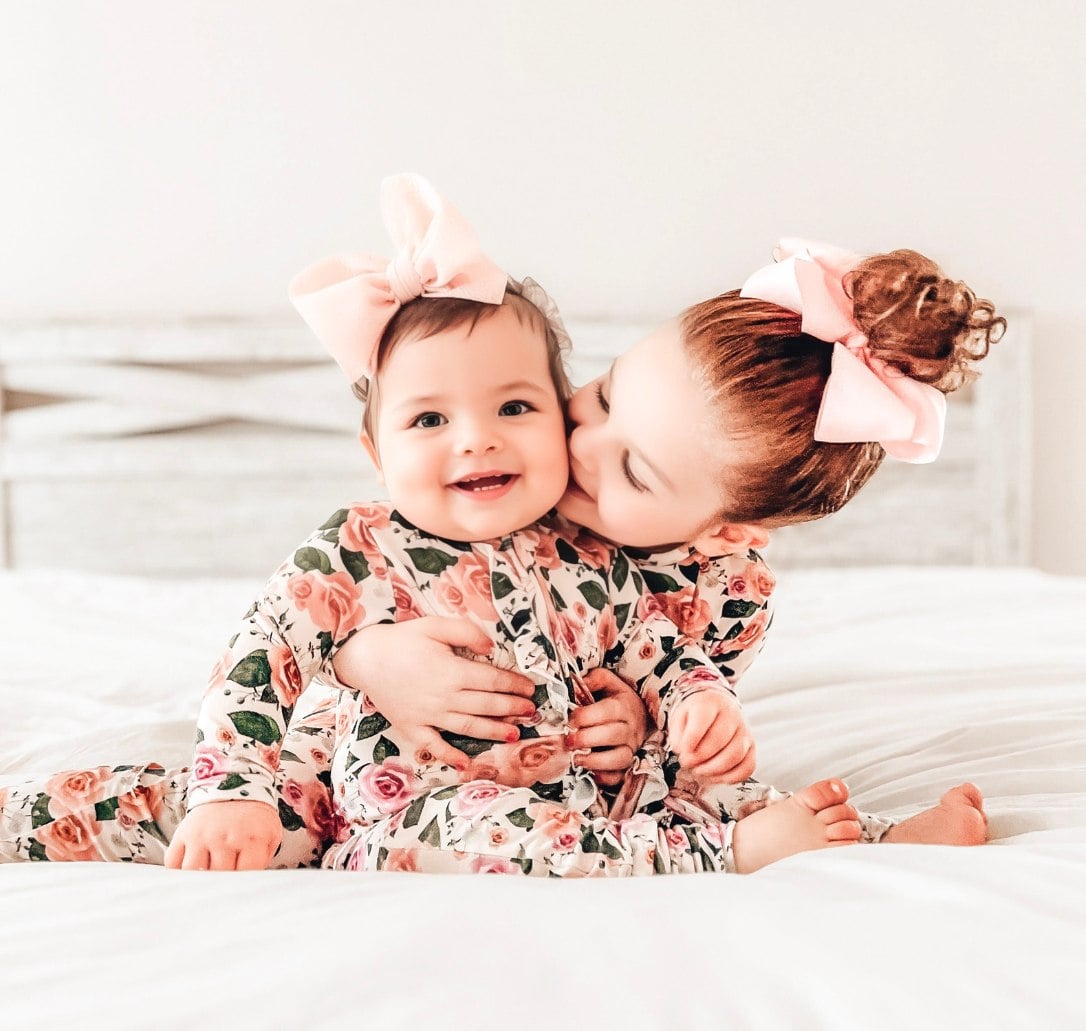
[3,501,895,873]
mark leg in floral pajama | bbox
[320,768,893,878]
[323,782,738,876]
[0,689,343,867]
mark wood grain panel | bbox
[0,314,1030,576]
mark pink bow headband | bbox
[289,173,509,382]
[740,237,947,463]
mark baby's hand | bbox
[164,800,282,871]
[333,617,537,771]
[669,691,756,784]
[567,668,650,787]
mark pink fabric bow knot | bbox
[740,237,946,463]
[289,173,508,382]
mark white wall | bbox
[2,1,1083,571]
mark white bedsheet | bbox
[2,565,1085,1030]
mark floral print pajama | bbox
[0,503,889,872]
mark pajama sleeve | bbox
[604,551,738,735]
[690,549,774,691]
[187,506,396,811]
[633,548,775,694]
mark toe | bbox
[945,783,985,811]
[817,803,858,826]
[825,820,863,842]
[795,778,849,814]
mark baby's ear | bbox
[359,429,384,483]
[690,522,770,557]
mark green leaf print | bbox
[405,547,459,574]
[30,794,54,829]
[294,547,334,575]
[319,509,351,531]
[642,570,680,594]
[506,808,535,829]
[533,633,556,661]
[532,781,566,802]
[317,630,334,659]
[721,599,760,619]
[653,649,680,680]
[430,785,459,800]
[549,585,566,611]
[555,537,579,564]
[217,773,249,792]
[228,651,272,688]
[577,581,608,611]
[401,794,428,829]
[28,839,49,861]
[580,828,602,853]
[355,712,391,741]
[94,798,119,822]
[140,820,170,846]
[279,750,302,764]
[341,549,371,583]
[614,602,631,632]
[228,710,282,745]
[277,799,305,832]
[372,736,401,764]
[419,816,442,848]
[601,837,625,861]
[440,732,493,758]
[491,571,516,599]
[611,550,629,591]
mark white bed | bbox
[1,317,1085,1031]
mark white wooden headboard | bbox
[0,314,1030,577]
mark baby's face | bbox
[559,322,737,549]
[366,305,569,542]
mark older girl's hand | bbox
[566,668,650,787]
[332,617,538,770]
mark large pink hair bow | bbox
[740,237,946,463]
[289,173,508,382]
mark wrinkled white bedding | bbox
[1,565,1084,1031]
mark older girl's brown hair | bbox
[354,280,572,440]
[682,249,1006,527]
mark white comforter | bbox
[1,566,1084,1031]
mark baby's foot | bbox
[881,783,988,846]
[731,779,860,873]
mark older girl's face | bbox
[557,322,737,550]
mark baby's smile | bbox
[449,472,518,499]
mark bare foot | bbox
[731,779,861,873]
[881,783,988,846]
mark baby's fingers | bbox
[573,745,634,774]
[180,845,213,871]
[692,740,757,784]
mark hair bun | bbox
[845,249,1006,393]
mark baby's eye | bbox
[499,400,533,417]
[411,412,447,429]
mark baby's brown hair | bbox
[682,249,1006,527]
[355,280,572,440]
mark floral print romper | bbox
[0,503,889,872]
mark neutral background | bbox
[1,2,1083,573]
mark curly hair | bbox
[681,249,1006,527]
